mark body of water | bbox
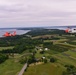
[46,26,76,30]
[0,29,30,37]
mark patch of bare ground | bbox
[29,62,44,66]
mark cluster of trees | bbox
[0,53,8,64]
[19,52,36,64]
[63,65,76,75]
[0,35,24,47]
[26,29,66,37]
[68,41,76,45]
[43,42,53,47]
[0,39,43,54]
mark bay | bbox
[0,29,30,37]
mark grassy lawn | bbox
[0,46,14,51]
[23,63,64,75]
[0,59,23,75]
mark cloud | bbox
[0,0,76,27]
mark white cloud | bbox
[0,0,76,27]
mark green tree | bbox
[50,57,57,63]
[0,53,8,64]
[43,59,47,63]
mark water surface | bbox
[0,29,30,37]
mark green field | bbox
[0,59,23,75]
[23,63,64,75]
[0,34,76,75]
[65,50,76,58]
[52,52,76,66]
[0,46,14,51]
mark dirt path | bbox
[18,63,27,75]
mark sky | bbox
[0,0,76,28]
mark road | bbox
[18,63,27,75]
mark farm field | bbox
[52,52,76,66]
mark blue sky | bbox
[0,0,76,27]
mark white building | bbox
[44,48,48,51]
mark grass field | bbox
[65,50,76,58]
[23,63,64,75]
[0,59,23,75]
[52,52,76,66]
[0,46,14,51]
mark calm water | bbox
[0,29,30,37]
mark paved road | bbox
[18,63,27,75]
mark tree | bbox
[19,58,27,64]
[64,65,76,75]
[40,50,45,54]
[0,53,8,64]
[50,57,57,63]
[28,55,36,64]
[43,59,47,63]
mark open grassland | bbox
[23,63,64,75]
[0,59,23,75]
[0,46,14,51]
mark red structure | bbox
[3,31,16,37]
[65,27,70,33]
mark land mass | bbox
[0,28,76,75]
